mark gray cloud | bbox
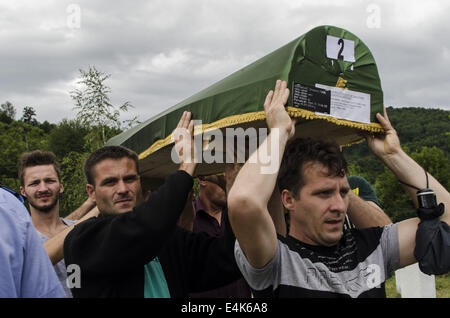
[0,0,448,125]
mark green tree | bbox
[39,120,56,134]
[0,121,49,191]
[411,146,450,189]
[70,66,137,151]
[20,106,38,126]
[375,168,414,222]
[0,101,16,124]
[59,151,90,216]
[48,119,89,160]
[83,125,122,153]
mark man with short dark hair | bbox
[64,111,242,297]
[18,150,95,297]
[18,151,64,219]
[228,80,450,297]
[82,146,144,216]
[193,175,227,234]
[187,174,252,298]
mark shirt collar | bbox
[193,196,206,213]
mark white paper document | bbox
[315,84,371,124]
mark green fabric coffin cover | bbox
[106,25,384,188]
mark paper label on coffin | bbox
[315,84,371,124]
[292,83,331,114]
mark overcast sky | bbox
[1,0,449,125]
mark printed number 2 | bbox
[337,38,344,60]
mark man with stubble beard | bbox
[18,150,96,297]
[63,111,242,298]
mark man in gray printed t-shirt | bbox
[227,80,450,297]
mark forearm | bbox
[346,191,391,228]
[231,129,289,209]
[268,185,287,236]
[228,130,288,268]
[382,149,449,223]
[65,198,96,221]
[179,163,196,177]
[45,207,99,264]
[369,109,450,272]
[229,79,293,268]
[65,170,194,273]
[45,226,72,265]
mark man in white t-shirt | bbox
[18,150,95,297]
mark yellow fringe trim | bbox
[286,107,384,132]
[138,107,384,160]
[138,111,266,160]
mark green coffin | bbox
[107,25,384,188]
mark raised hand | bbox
[172,111,197,176]
[264,80,296,139]
[366,107,402,160]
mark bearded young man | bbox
[18,150,95,297]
